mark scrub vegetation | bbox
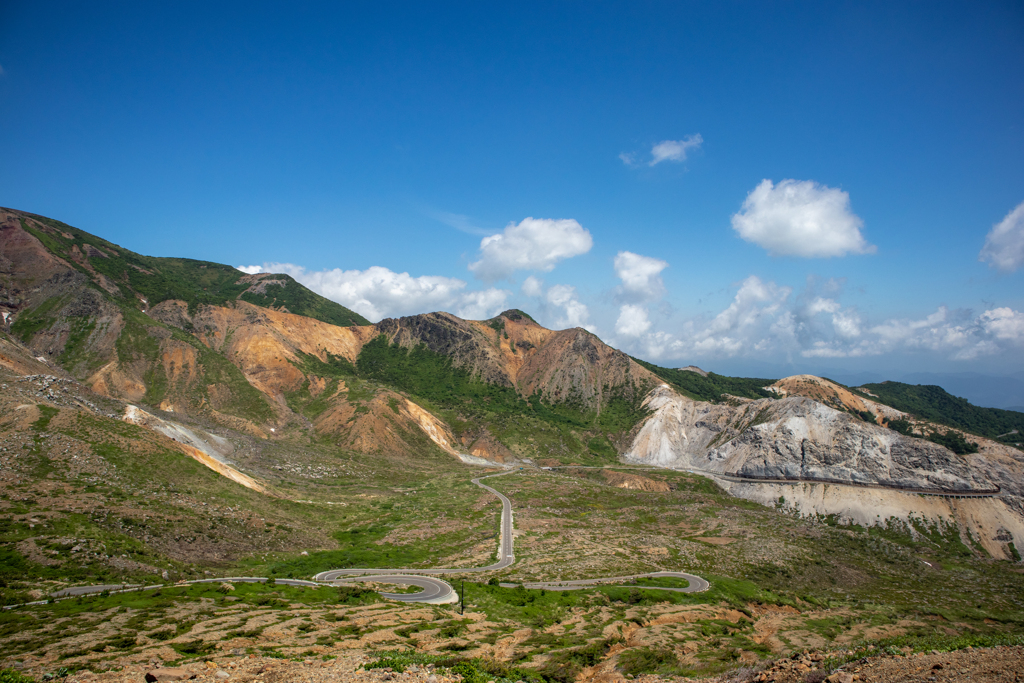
[631,358,776,403]
[16,214,368,326]
[856,381,1024,445]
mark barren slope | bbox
[625,381,1024,560]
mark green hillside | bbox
[11,209,369,327]
[632,358,776,403]
[855,381,1024,445]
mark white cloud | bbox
[979,200,1024,272]
[803,297,860,338]
[236,265,264,274]
[980,307,1024,341]
[649,135,703,166]
[706,276,792,336]
[806,297,840,315]
[621,135,703,168]
[613,271,1024,365]
[831,310,862,339]
[456,288,511,320]
[731,179,875,258]
[546,284,595,331]
[855,306,1024,360]
[521,275,545,297]
[615,304,652,337]
[624,276,794,360]
[614,251,668,302]
[253,262,506,322]
[469,217,593,281]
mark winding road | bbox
[23,469,709,610]
[314,470,708,603]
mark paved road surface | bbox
[314,472,516,602]
[27,468,709,609]
[512,570,710,594]
[332,574,455,603]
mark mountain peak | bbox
[496,309,538,325]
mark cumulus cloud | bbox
[236,265,264,274]
[802,297,861,339]
[799,306,1024,361]
[979,307,1024,341]
[521,275,545,297]
[731,179,875,258]
[614,271,1024,366]
[249,262,507,322]
[621,135,703,167]
[979,200,1024,272]
[546,284,595,331]
[615,304,652,337]
[469,217,593,281]
[614,251,668,302]
[865,307,1024,360]
[456,288,511,320]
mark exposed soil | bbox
[734,644,1024,683]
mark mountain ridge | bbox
[2,206,1023,564]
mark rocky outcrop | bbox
[627,384,995,493]
[122,405,272,494]
[377,310,659,411]
[626,381,1024,559]
[765,374,909,425]
[377,311,516,387]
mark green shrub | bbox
[925,430,979,455]
[617,647,679,676]
[171,639,216,656]
[859,382,1024,441]
[0,669,37,683]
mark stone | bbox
[145,668,195,682]
[827,674,854,683]
[162,570,170,580]
[214,671,230,680]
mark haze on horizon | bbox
[1,1,1022,388]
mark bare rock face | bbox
[377,311,515,388]
[627,385,995,493]
[377,310,659,412]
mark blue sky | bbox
[2,1,1023,378]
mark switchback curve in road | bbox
[314,470,709,603]
[32,470,709,608]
